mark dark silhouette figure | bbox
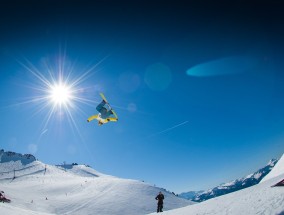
[155,191,164,213]
[0,191,11,203]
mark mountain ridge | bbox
[179,158,278,202]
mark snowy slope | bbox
[2,148,283,215]
[0,159,192,215]
[148,173,284,215]
[261,153,284,183]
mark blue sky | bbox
[1,0,284,193]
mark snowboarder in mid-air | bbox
[87,93,118,126]
[155,191,164,213]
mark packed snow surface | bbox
[0,161,191,215]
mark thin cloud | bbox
[147,120,189,139]
[40,129,48,136]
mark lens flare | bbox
[186,56,259,77]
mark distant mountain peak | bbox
[0,149,36,165]
[267,158,277,166]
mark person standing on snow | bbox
[155,191,164,213]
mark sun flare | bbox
[49,83,73,106]
[18,55,104,138]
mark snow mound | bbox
[55,164,108,178]
[0,159,192,215]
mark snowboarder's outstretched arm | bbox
[106,117,118,122]
[87,115,99,122]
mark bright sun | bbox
[20,55,102,133]
[49,83,73,106]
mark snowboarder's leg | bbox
[105,110,113,118]
[99,107,108,118]
[96,100,106,112]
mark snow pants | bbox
[157,203,163,213]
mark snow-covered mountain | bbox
[0,149,192,215]
[148,154,284,215]
[179,159,278,202]
[0,149,36,165]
